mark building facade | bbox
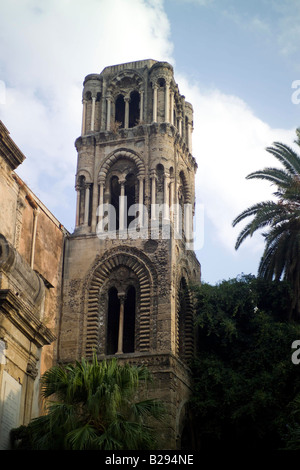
[59,59,201,448]
[0,121,67,449]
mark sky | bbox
[0,0,300,284]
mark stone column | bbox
[97,181,104,232]
[81,100,87,135]
[84,183,91,226]
[139,90,144,123]
[169,177,174,223]
[119,179,126,231]
[106,95,111,131]
[138,176,144,227]
[178,116,182,136]
[150,170,157,220]
[165,81,170,122]
[152,84,158,122]
[117,292,126,354]
[90,96,96,131]
[124,96,130,128]
[163,172,170,220]
[75,186,80,227]
[170,91,174,126]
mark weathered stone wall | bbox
[0,122,66,448]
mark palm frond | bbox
[233,129,300,319]
[266,142,300,176]
[246,167,293,188]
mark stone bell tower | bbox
[58,59,201,449]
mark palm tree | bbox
[232,128,300,320]
[11,355,164,450]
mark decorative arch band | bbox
[85,247,157,357]
[98,149,146,183]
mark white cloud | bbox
[177,75,296,254]
[0,0,297,268]
[0,0,173,228]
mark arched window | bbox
[108,171,137,230]
[106,287,120,355]
[125,173,136,227]
[106,284,136,355]
[78,175,86,226]
[129,91,140,128]
[123,285,136,353]
[110,176,120,230]
[115,94,125,128]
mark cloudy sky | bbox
[1,0,300,284]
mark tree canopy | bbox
[233,129,300,319]
[190,275,300,450]
[11,355,164,450]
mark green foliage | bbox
[11,355,164,450]
[191,275,300,450]
[232,129,300,319]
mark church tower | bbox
[59,60,200,449]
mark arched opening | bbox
[78,175,86,226]
[123,285,136,353]
[129,91,140,128]
[178,171,188,236]
[115,94,125,128]
[156,163,164,205]
[110,176,120,230]
[106,287,120,355]
[125,173,136,227]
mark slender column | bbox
[139,91,144,123]
[119,179,126,231]
[90,96,96,131]
[117,292,126,354]
[163,172,170,219]
[176,190,181,234]
[124,96,130,128]
[165,81,170,122]
[81,100,87,135]
[97,181,104,231]
[150,171,156,220]
[169,177,174,223]
[84,183,91,226]
[152,84,158,122]
[106,95,111,131]
[75,185,80,227]
[178,116,182,136]
[138,176,144,227]
[170,91,174,125]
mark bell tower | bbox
[59,60,201,449]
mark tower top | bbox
[80,59,193,151]
[100,59,162,76]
